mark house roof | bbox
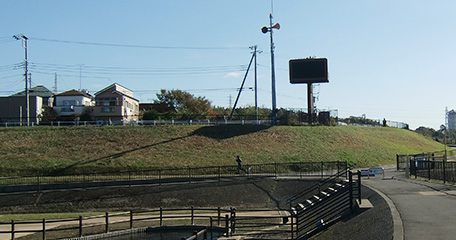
[10,85,54,98]
[94,83,138,102]
[95,83,133,96]
[56,89,93,99]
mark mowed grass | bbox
[0,125,443,176]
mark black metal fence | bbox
[397,150,456,171]
[291,170,361,239]
[409,160,456,184]
[0,161,348,193]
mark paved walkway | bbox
[363,165,456,240]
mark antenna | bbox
[271,0,274,14]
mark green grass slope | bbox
[0,125,443,176]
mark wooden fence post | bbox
[105,212,109,233]
[79,216,83,237]
[11,220,14,240]
[225,214,229,236]
[191,207,194,225]
[130,210,133,229]
[217,207,221,226]
[218,166,221,182]
[160,208,163,226]
[349,171,353,213]
[42,218,46,240]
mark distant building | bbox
[93,83,139,123]
[0,96,43,124]
[448,110,456,130]
[0,85,54,124]
[10,85,54,107]
[53,89,94,117]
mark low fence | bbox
[397,150,456,171]
[0,119,273,128]
[0,161,348,193]
[409,160,456,184]
[0,207,233,240]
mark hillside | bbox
[0,125,443,176]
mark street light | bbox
[440,124,447,162]
[262,14,280,125]
[13,34,29,126]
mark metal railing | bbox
[409,160,456,184]
[286,168,348,209]
[0,161,348,193]
[291,170,361,239]
[397,150,456,171]
[0,207,233,240]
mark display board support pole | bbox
[307,83,314,125]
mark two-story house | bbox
[92,83,139,123]
[53,89,94,117]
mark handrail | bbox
[286,168,347,209]
[0,207,233,239]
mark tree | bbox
[155,89,211,119]
[142,109,159,120]
[40,106,58,122]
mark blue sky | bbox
[1,0,455,129]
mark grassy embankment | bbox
[0,124,443,176]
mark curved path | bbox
[363,165,456,240]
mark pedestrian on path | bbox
[236,156,245,174]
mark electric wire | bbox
[28,62,248,77]
[31,37,248,50]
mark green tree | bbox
[155,89,211,119]
[40,106,58,122]
[142,109,159,120]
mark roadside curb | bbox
[363,182,404,240]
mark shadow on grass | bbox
[49,125,271,175]
[191,124,271,140]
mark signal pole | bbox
[262,14,280,125]
[13,34,29,126]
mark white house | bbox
[53,89,94,116]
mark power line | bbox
[28,62,247,77]
[31,37,248,50]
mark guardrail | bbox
[0,161,348,193]
[0,207,233,240]
[0,119,273,128]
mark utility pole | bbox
[79,64,84,91]
[54,73,58,93]
[13,34,29,126]
[252,45,259,123]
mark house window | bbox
[63,100,76,106]
[96,97,119,106]
[61,107,74,112]
[101,107,114,113]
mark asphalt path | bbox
[364,165,456,240]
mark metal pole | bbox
[24,37,29,126]
[14,35,29,126]
[254,45,258,123]
[229,51,255,120]
[307,83,313,125]
[269,14,277,125]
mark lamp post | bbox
[13,34,29,126]
[262,14,280,125]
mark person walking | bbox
[236,156,245,174]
